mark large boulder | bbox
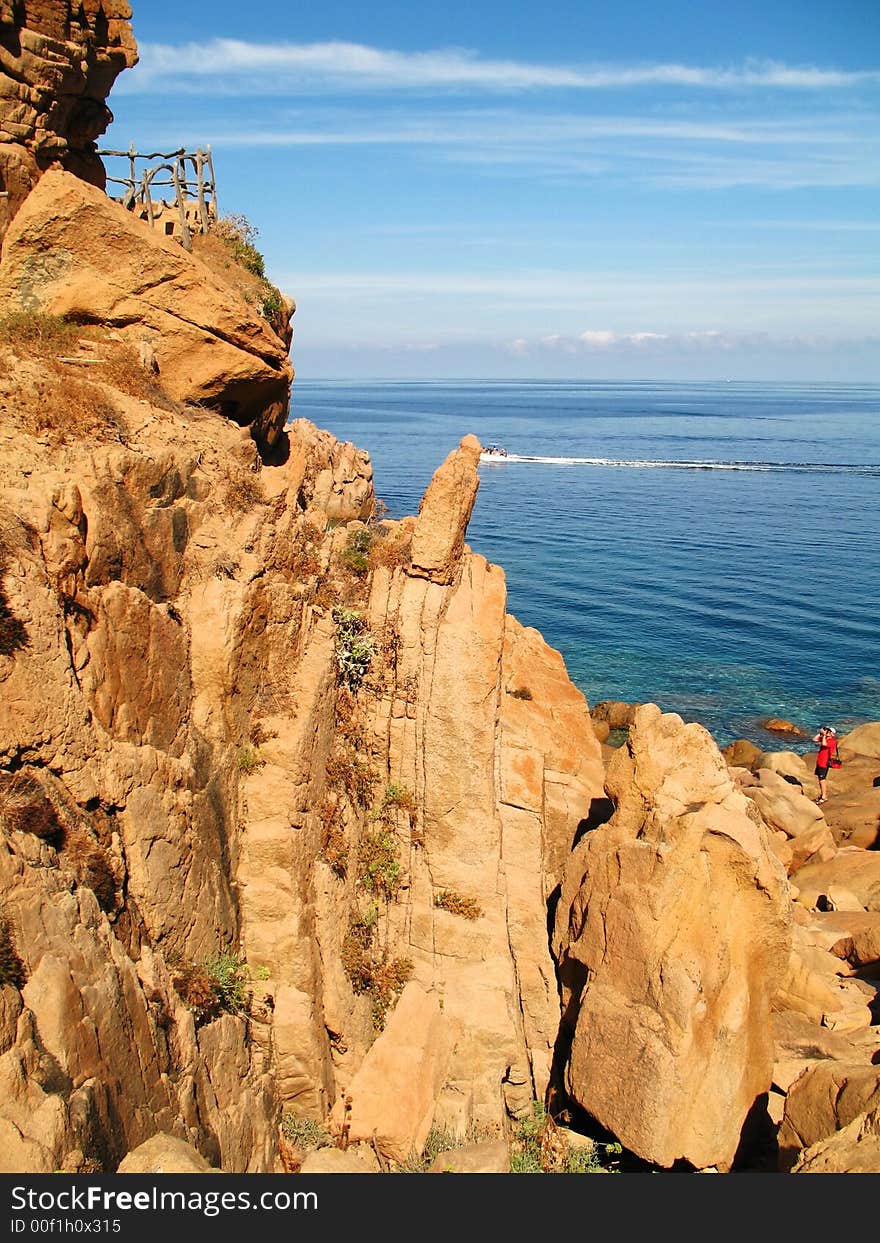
[591,700,640,731]
[552,704,792,1170]
[0,170,293,450]
[777,1062,880,1170]
[791,1107,880,1173]
[770,1010,880,1099]
[754,752,818,798]
[793,851,880,913]
[428,1140,509,1173]
[328,983,454,1163]
[409,435,482,584]
[282,419,374,522]
[117,1133,218,1174]
[743,769,835,873]
[721,738,763,769]
[762,718,807,738]
[299,1147,380,1173]
[839,723,880,760]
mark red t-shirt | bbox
[816,735,837,766]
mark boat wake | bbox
[479,454,880,475]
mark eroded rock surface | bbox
[0,170,293,448]
[553,704,792,1170]
[0,1,138,240]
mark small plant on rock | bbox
[237,744,265,774]
[367,531,411,572]
[358,828,402,900]
[326,749,373,808]
[0,774,64,847]
[382,783,416,817]
[63,830,117,913]
[332,607,375,692]
[224,466,264,514]
[338,527,374,577]
[510,686,533,700]
[280,1115,330,1151]
[319,798,347,877]
[0,915,26,989]
[341,907,411,1031]
[173,952,251,1025]
[434,890,483,921]
[213,213,266,278]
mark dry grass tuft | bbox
[368,532,411,572]
[0,311,78,356]
[0,550,28,657]
[62,830,117,913]
[0,915,26,989]
[341,911,412,1030]
[325,748,373,807]
[0,312,179,442]
[16,374,128,446]
[0,773,65,846]
[319,798,347,877]
[224,466,265,513]
[434,890,483,921]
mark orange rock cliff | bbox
[1,4,878,1176]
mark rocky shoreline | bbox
[0,2,878,1177]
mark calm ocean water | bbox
[288,381,880,750]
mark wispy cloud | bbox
[509,329,880,355]
[120,39,880,95]
[129,106,876,192]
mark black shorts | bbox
[815,764,829,779]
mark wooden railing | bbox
[97,145,217,247]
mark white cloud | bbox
[509,328,879,355]
[121,40,880,95]
[129,105,876,192]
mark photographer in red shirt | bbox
[812,726,839,805]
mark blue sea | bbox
[288,381,880,750]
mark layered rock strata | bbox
[0,1,137,240]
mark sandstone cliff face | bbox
[0,311,605,1169]
[0,171,294,449]
[0,1,137,240]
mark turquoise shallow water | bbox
[288,380,880,749]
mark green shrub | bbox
[339,527,374,577]
[510,1101,547,1173]
[173,952,250,1025]
[332,607,375,691]
[509,1102,620,1173]
[237,744,265,774]
[213,213,266,278]
[258,280,288,336]
[358,828,402,900]
[510,686,533,700]
[280,1116,329,1151]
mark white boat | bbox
[479,445,509,462]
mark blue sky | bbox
[109,1,880,380]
